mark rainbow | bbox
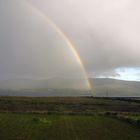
[24,0,92,91]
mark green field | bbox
[0,97,139,140]
[0,113,139,140]
[0,96,139,113]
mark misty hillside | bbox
[0,78,139,97]
[91,78,140,97]
[0,78,89,90]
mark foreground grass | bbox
[0,113,139,140]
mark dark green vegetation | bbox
[0,97,139,140]
[0,96,140,113]
[0,113,140,140]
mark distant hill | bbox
[0,78,139,97]
[0,78,89,90]
[90,78,140,97]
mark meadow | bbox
[0,113,140,140]
[0,96,139,140]
[0,96,139,113]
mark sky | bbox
[28,0,140,81]
[0,0,140,83]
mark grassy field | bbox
[0,96,139,113]
[0,113,139,140]
[0,97,139,140]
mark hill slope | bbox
[0,78,139,97]
[91,78,140,97]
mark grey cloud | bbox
[29,0,140,77]
[0,0,90,90]
[0,0,140,85]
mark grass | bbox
[0,113,139,140]
[127,115,140,120]
[0,97,139,140]
[0,96,139,113]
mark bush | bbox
[32,117,40,123]
[136,119,140,127]
[104,112,118,116]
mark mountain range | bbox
[0,78,139,97]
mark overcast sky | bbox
[0,0,140,82]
